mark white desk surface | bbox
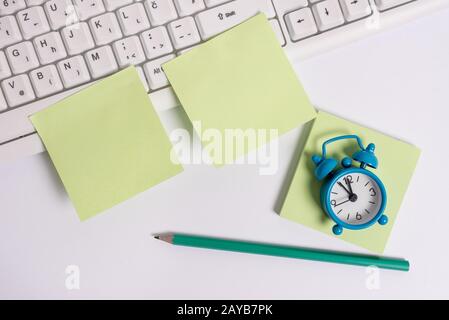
[1,8,449,299]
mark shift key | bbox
[195,0,273,40]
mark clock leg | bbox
[332,224,343,235]
[378,215,388,225]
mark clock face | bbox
[328,172,383,226]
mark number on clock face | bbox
[329,173,383,225]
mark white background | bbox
[1,7,449,299]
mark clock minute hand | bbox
[345,177,354,195]
[337,181,351,196]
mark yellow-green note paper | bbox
[280,111,420,254]
[30,67,183,220]
[163,13,316,165]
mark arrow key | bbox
[340,0,372,22]
[312,0,345,31]
[285,7,318,41]
[113,36,146,68]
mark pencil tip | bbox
[154,235,160,239]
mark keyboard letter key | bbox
[29,65,63,98]
[117,3,151,36]
[6,41,40,74]
[33,32,67,64]
[89,13,123,45]
[57,55,91,88]
[61,22,95,55]
[17,6,51,40]
[44,0,79,30]
[85,45,118,78]
[144,0,178,26]
[1,74,35,108]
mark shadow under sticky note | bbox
[30,67,183,221]
[280,111,421,254]
[163,13,316,166]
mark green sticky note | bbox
[163,13,316,165]
[280,111,420,253]
[30,67,183,220]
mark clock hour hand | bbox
[335,199,351,207]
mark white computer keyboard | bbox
[0,0,448,162]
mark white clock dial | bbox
[328,173,383,226]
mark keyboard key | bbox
[269,19,285,46]
[44,0,79,30]
[144,0,178,26]
[312,0,345,32]
[89,12,123,45]
[143,54,174,90]
[29,65,63,98]
[195,0,273,40]
[140,26,173,59]
[0,0,26,16]
[0,89,7,111]
[61,22,95,55]
[174,0,205,17]
[16,6,51,40]
[136,66,149,92]
[73,0,106,20]
[0,16,23,48]
[285,7,317,41]
[112,36,146,67]
[340,0,372,22]
[85,45,118,78]
[375,0,413,11]
[103,0,133,11]
[33,32,67,64]
[117,3,151,36]
[6,41,39,74]
[57,55,91,88]
[0,51,12,81]
[167,17,201,50]
[1,74,35,108]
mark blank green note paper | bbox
[280,111,420,254]
[163,13,316,165]
[30,67,183,220]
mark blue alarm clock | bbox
[312,135,388,236]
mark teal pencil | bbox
[154,233,409,272]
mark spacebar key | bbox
[196,0,265,39]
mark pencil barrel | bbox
[173,234,409,272]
